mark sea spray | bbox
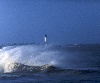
[0,44,100,83]
[0,45,100,73]
[0,45,61,73]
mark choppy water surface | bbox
[0,44,100,83]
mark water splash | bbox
[0,45,62,73]
[0,45,100,73]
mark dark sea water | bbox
[0,44,100,83]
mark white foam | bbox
[0,45,98,73]
[0,45,61,73]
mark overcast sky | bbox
[0,0,100,44]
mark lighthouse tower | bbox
[44,34,47,45]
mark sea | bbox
[0,44,100,83]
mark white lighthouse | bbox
[44,34,47,45]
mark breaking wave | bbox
[0,45,100,73]
[0,45,63,73]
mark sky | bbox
[0,0,100,45]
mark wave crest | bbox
[4,62,56,73]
